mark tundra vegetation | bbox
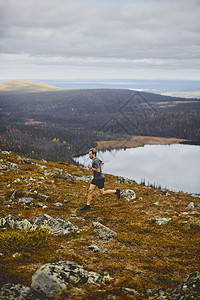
[0,149,199,299]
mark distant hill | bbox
[0,81,199,162]
[0,80,64,93]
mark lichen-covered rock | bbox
[153,217,172,225]
[0,283,32,300]
[0,215,32,230]
[75,175,93,182]
[116,176,136,185]
[32,214,79,235]
[187,202,195,211]
[31,261,113,298]
[89,245,100,252]
[120,189,136,201]
[92,221,117,239]
[177,271,200,293]
[0,214,79,235]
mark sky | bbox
[0,0,200,81]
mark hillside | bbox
[0,149,199,299]
[0,81,200,162]
[0,81,64,93]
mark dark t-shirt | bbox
[92,157,104,179]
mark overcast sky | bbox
[0,0,200,81]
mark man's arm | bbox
[88,164,100,172]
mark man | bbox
[80,148,120,210]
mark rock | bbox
[154,201,160,206]
[116,176,136,185]
[23,159,36,165]
[0,283,32,300]
[153,217,172,225]
[13,252,21,258]
[54,202,63,207]
[93,221,117,239]
[187,202,195,211]
[0,214,79,235]
[177,271,200,293]
[32,214,79,235]
[120,287,140,296]
[31,261,113,298]
[18,197,34,204]
[0,215,32,230]
[120,189,136,201]
[75,175,93,182]
[89,245,100,252]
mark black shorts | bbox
[91,178,105,189]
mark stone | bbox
[0,215,32,230]
[89,245,100,252]
[32,214,79,235]
[153,217,172,225]
[18,197,34,204]
[177,271,200,293]
[54,202,63,207]
[75,175,93,182]
[187,202,195,211]
[116,176,136,185]
[13,252,21,258]
[120,189,136,201]
[31,261,113,298]
[0,284,32,300]
[93,221,117,239]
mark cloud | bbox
[0,0,200,79]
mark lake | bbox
[74,144,200,194]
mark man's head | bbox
[89,148,97,159]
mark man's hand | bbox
[88,164,92,169]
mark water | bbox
[74,144,200,194]
[19,79,200,94]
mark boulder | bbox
[0,215,32,230]
[187,202,195,211]
[120,189,136,201]
[92,221,117,239]
[116,176,136,185]
[153,217,171,225]
[89,245,100,252]
[0,283,32,300]
[32,214,79,235]
[0,214,79,235]
[31,261,113,298]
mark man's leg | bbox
[99,188,116,196]
[87,184,96,205]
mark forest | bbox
[0,89,199,162]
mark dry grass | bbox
[96,135,186,150]
[0,150,199,299]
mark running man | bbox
[80,148,120,210]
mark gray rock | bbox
[18,197,34,204]
[93,221,117,239]
[0,215,32,230]
[116,176,136,185]
[153,217,172,225]
[89,245,100,252]
[120,189,136,201]
[0,283,32,300]
[13,252,21,258]
[54,202,63,207]
[31,261,113,298]
[120,287,140,296]
[32,214,79,235]
[187,202,195,211]
[0,214,79,235]
[75,175,93,182]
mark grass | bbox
[0,149,200,299]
